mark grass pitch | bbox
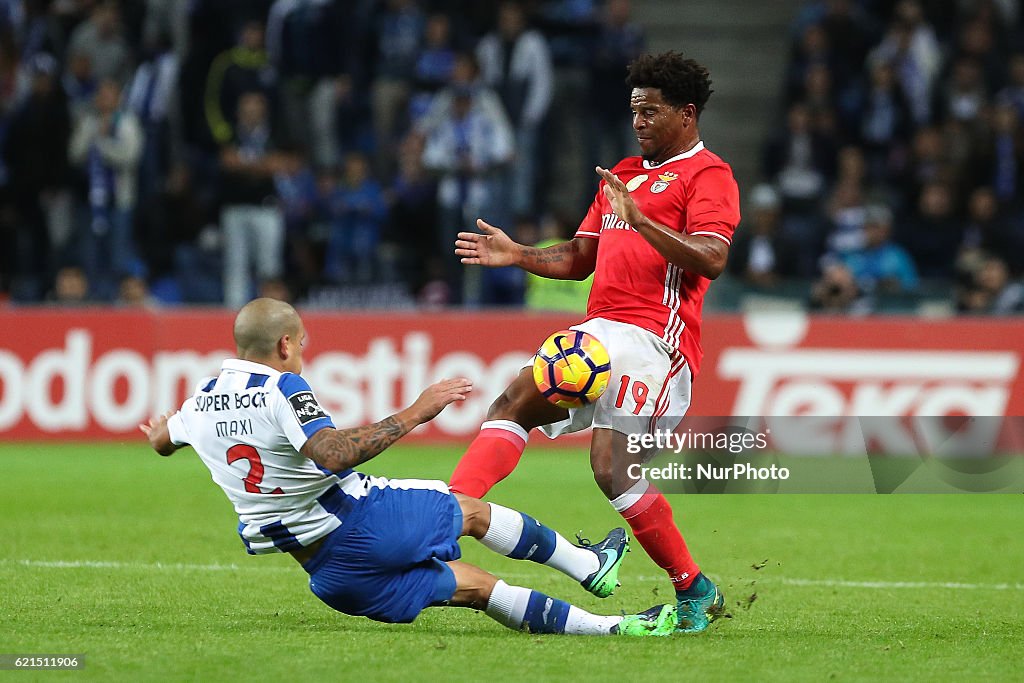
[1,442,1021,682]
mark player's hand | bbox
[596,166,646,228]
[139,412,178,456]
[409,378,473,424]
[455,219,519,267]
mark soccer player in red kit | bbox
[450,52,740,632]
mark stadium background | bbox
[0,0,1022,437]
[1,3,1021,680]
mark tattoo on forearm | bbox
[521,242,572,265]
[312,416,408,470]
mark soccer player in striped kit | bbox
[141,298,676,636]
[451,51,741,632]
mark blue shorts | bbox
[303,479,463,624]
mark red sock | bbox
[449,420,529,498]
[612,480,700,591]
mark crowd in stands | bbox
[0,0,643,309]
[733,0,1024,313]
[3,0,1023,314]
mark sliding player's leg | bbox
[454,492,627,598]
[449,368,566,498]
[590,428,724,633]
[445,560,676,636]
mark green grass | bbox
[1,443,1021,682]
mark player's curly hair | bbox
[626,51,713,116]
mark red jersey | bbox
[574,141,740,376]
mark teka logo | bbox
[717,313,1020,418]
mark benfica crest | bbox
[650,171,678,194]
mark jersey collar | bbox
[222,358,280,375]
[642,140,705,169]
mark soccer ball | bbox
[532,330,611,409]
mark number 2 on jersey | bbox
[614,375,650,415]
[226,444,284,495]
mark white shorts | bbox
[538,318,692,439]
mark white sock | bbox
[564,606,623,635]
[484,580,531,629]
[479,503,599,581]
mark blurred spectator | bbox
[933,57,988,126]
[421,52,514,300]
[371,0,425,174]
[70,78,145,300]
[997,53,1024,119]
[959,185,1024,273]
[3,53,71,301]
[477,1,553,216]
[50,265,90,305]
[972,101,1024,205]
[810,262,867,312]
[322,152,388,284]
[387,133,438,292]
[273,145,319,292]
[762,102,835,273]
[409,13,457,124]
[205,20,273,148]
[898,181,963,278]
[124,30,180,204]
[63,50,97,120]
[66,1,132,84]
[867,8,941,125]
[853,59,914,179]
[522,212,592,312]
[825,177,869,254]
[586,0,645,171]
[839,205,919,293]
[218,90,286,309]
[268,0,354,169]
[957,254,1024,313]
[117,273,158,308]
[785,23,834,107]
[728,184,800,287]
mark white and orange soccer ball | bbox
[532,330,611,409]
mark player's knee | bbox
[453,493,490,538]
[485,388,520,421]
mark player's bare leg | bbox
[449,369,565,498]
[444,560,675,636]
[453,493,626,598]
[590,427,725,632]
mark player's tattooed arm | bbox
[302,378,473,472]
[516,239,597,280]
[456,219,597,280]
[302,416,408,472]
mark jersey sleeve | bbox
[686,164,741,245]
[272,373,336,451]
[166,401,193,446]
[574,185,605,239]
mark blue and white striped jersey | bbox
[167,358,365,554]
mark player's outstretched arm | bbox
[596,166,729,279]
[139,412,182,457]
[455,219,597,280]
[301,378,472,473]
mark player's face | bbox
[630,88,691,162]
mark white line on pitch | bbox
[6,559,1023,591]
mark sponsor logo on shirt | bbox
[625,174,648,192]
[600,213,636,233]
[289,391,327,425]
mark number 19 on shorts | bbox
[614,375,650,415]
